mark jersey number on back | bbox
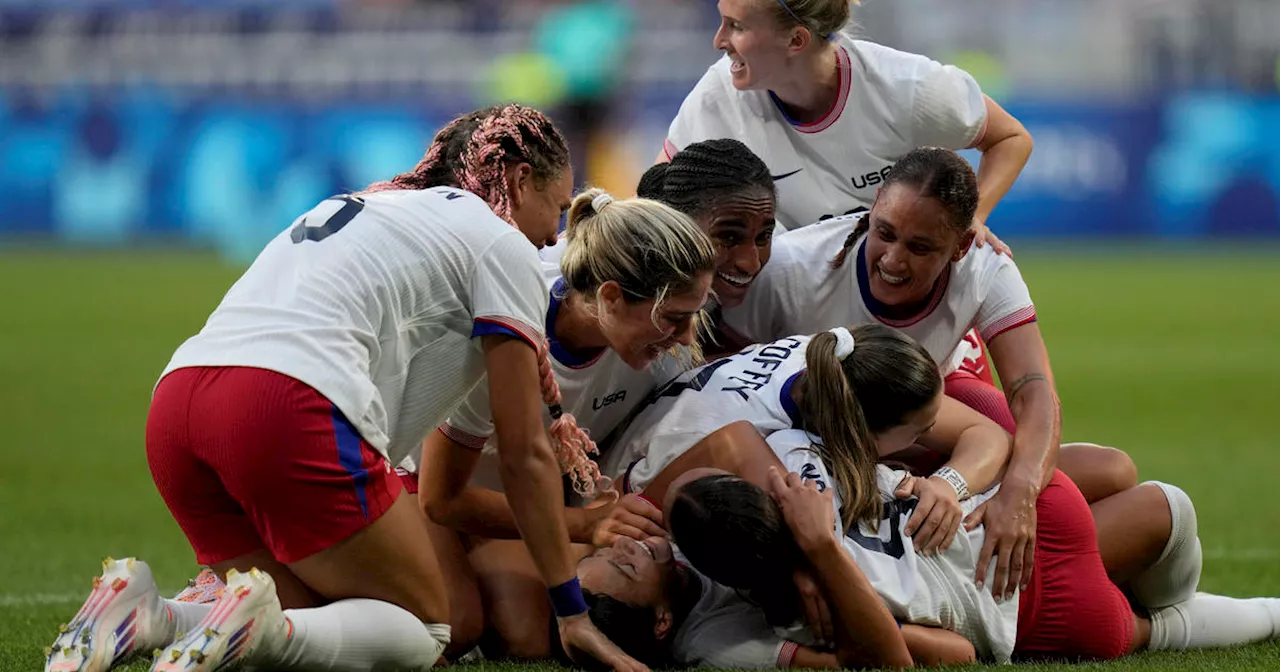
[290,189,467,244]
[291,196,366,244]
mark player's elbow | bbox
[421,487,460,528]
[495,433,559,482]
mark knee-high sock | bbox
[1148,593,1280,651]
[1130,481,1202,609]
[266,598,450,671]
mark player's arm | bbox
[900,625,977,667]
[985,321,1060,492]
[971,96,1033,240]
[419,429,641,544]
[770,469,913,670]
[482,335,646,672]
[641,420,787,509]
[899,397,1012,554]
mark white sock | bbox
[1148,593,1280,651]
[267,598,450,671]
[160,599,213,639]
[1130,481,1202,609]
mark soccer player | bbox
[635,139,777,357]
[600,325,1012,566]
[662,0,1032,454]
[406,188,716,657]
[577,329,1280,667]
[722,147,1141,596]
[44,105,645,672]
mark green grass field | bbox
[2,247,1279,671]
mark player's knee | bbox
[1059,442,1138,503]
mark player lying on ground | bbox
[405,188,717,658]
[45,104,645,672]
[579,327,1280,667]
[722,147,1139,592]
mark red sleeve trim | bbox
[437,424,490,452]
[777,641,800,667]
[980,306,1037,342]
[472,315,542,352]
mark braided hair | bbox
[831,146,978,269]
[637,139,775,221]
[364,104,569,225]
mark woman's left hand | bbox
[896,474,963,555]
[972,217,1012,257]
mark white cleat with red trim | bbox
[45,558,174,672]
[150,568,288,672]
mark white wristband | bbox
[931,466,970,500]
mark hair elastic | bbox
[591,192,614,212]
[829,327,856,359]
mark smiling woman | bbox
[410,189,719,658]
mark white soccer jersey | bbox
[665,33,988,230]
[423,268,688,490]
[721,216,1036,375]
[670,549,796,669]
[601,336,812,492]
[767,429,1018,663]
[162,187,548,466]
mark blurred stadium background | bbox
[2,1,1279,670]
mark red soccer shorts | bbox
[147,366,401,565]
[1014,470,1135,660]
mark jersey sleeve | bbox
[721,254,788,344]
[910,60,989,150]
[470,231,548,350]
[974,256,1037,343]
[679,599,791,669]
[438,379,494,450]
[664,61,736,159]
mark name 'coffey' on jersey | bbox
[767,429,1019,663]
[722,215,1036,375]
[664,34,988,230]
[162,187,548,466]
[601,336,812,492]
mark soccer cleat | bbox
[172,569,225,605]
[45,558,174,672]
[150,568,289,672]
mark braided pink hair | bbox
[365,106,599,493]
[537,340,613,498]
[363,104,568,226]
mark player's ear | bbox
[953,230,976,262]
[788,25,811,54]
[597,280,625,311]
[507,163,535,209]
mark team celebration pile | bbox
[43,1,1280,671]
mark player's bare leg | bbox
[1058,442,1139,503]
[1091,482,1172,585]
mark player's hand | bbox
[972,217,1012,257]
[897,474,963,555]
[767,468,839,556]
[967,481,1037,601]
[793,568,835,648]
[590,492,665,548]
[558,612,650,672]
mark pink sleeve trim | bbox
[980,306,1037,342]
[437,424,490,452]
[663,138,679,160]
[777,641,800,667]
[473,315,542,351]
